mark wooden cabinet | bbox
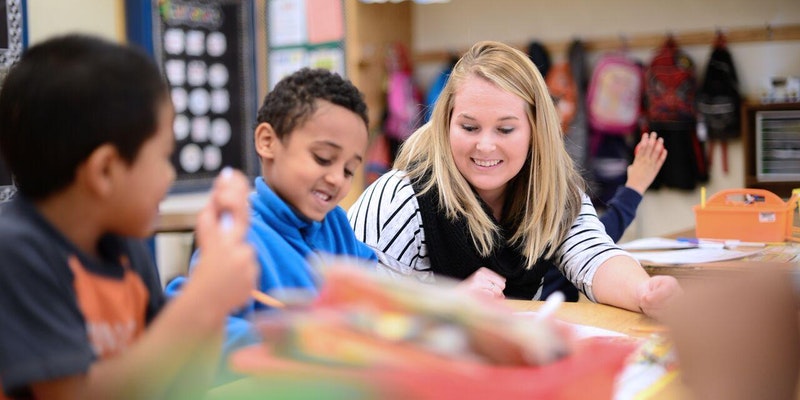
[341,0,413,208]
[255,0,412,208]
[742,102,800,197]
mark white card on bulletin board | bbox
[269,0,307,47]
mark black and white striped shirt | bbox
[347,170,629,301]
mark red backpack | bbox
[645,37,697,124]
[644,37,708,189]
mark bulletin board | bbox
[0,0,25,68]
[265,0,345,89]
[126,0,258,193]
[0,0,27,195]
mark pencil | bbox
[251,289,286,308]
[700,186,706,208]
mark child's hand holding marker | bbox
[208,168,285,309]
[189,167,258,314]
[218,168,235,231]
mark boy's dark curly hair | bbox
[256,68,368,139]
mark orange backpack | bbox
[545,62,578,134]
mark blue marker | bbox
[676,237,699,245]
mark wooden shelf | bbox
[742,101,800,198]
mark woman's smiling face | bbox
[449,74,531,205]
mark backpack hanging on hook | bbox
[383,42,423,144]
[527,40,551,78]
[644,35,708,190]
[697,31,741,174]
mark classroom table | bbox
[505,299,661,338]
[509,300,687,399]
[154,210,198,234]
[206,299,686,400]
[636,228,800,281]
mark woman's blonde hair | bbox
[395,40,584,269]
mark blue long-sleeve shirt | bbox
[599,186,643,242]
[166,177,376,383]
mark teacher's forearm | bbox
[590,255,650,312]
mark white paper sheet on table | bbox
[515,311,627,339]
[626,247,763,264]
[618,237,698,251]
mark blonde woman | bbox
[348,41,679,318]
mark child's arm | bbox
[597,131,667,241]
[31,170,257,400]
[625,131,666,195]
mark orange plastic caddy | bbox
[693,188,799,242]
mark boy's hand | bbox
[190,168,257,315]
[627,131,667,195]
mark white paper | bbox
[619,237,697,251]
[269,0,306,47]
[627,248,763,265]
[308,47,345,77]
[269,48,308,89]
[515,311,627,340]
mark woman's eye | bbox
[313,155,332,166]
[498,127,514,134]
[461,124,478,132]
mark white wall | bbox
[411,0,800,240]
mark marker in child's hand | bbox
[218,167,234,231]
[536,291,565,322]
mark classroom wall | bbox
[411,0,800,240]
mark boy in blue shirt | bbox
[167,68,376,379]
[0,34,257,399]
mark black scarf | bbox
[414,181,554,300]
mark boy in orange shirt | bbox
[0,34,256,399]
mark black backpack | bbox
[527,40,551,78]
[697,33,741,173]
[698,34,741,140]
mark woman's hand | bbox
[457,267,506,299]
[635,275,682,319]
